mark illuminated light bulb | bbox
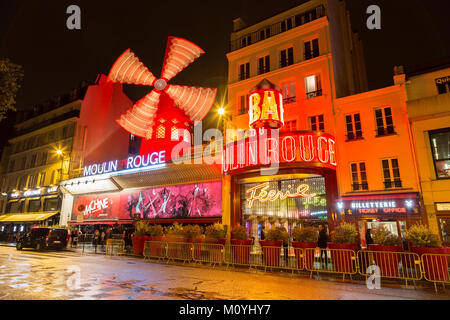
[218,107,225,116]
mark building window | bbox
[259,28,270,41]
[156,125,165,139]
[305,75,322,98]
[304,39,319,60]
[435,77,450,94]
[30,154,37,168]
[382,158,402,189]
[375,107,395,137]
[351,162,369,191]
[41,151,48,166]
[346,114,363,141]
[281,18,293,32]
[282,82,296,104]
[239,63,250,81]
[39,172,46,187]
[8,159,15,172]
[283,120,297,132]
[430,128,450,179]
[44,198,59,212]
[242,35,251,48]
[280,47,294,68]
[258,56,270,75]
[309,115,324,132]
[171,127,179,141]
[28,199,41,213]
[20,157,26,170]
[239,95,249,115]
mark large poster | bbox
[71,181,222,221]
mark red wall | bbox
[79,75,133,166]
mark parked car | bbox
[16,228,69,251]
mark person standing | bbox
[365,229,374,247]
[317,225,328,269]
[93,229,100,253]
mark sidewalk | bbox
[0,242,16,247]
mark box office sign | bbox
[338,194,420,215]
[71,181,222,221]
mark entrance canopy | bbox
[0,212,59,223]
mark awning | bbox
[68,220,119,226]
[0,212,59,223]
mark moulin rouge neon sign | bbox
[246,182,317,208]
[222,130,337,173]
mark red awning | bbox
[68,221,118,226]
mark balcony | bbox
[230,5,326,52]
[279,58,294,69]
[376,126,396,137]
[352,183,369,192]
[384,180,403,189]
[346,132,364,142]
[258,66,270,75]
[304,50,320,61]
[283,96,296,104]
[238,72,250,81]
[306,89,323,99]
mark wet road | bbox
[0,246,448,300]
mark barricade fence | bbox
[140,241,450,288]
[105,239,126,256]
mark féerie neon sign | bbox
[246,182,317,208]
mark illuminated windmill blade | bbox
[166,85,217,121]
[116,90,161,138]
[160,37,205,82]
[108,49,157,86]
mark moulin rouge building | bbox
[54,0,425,247]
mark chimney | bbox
[393,65,406,85]
[233,18,246,32]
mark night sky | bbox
[1,0,449,115]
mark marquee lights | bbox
[246,182,317,208]
[223,131,337,173]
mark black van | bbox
[16,228,69,251]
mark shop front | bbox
[59,156,223,232]
[336,193,422,247]
[0,186,61,242]
[435,203,450,246]
[223,129,338,242]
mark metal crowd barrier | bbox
[421,253,450,291]
[105,239,126,256]
[166,242,194,263]
[143,241,166,261]
[304,248,358,280]
[358,250,422,286]
[192,243,225,266]
[139,241,450,290]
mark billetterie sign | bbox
[83,151,166,177]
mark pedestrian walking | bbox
[318,225,328,268]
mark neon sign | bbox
[249,88,284,129]
[23,189,42,197]
[246,182,317,208]
[223,130,337,173]
[83,151,166,177]
[338,194,419,215]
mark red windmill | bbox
[108,37,217,157]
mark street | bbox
[0,246,449,300]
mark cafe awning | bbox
[0,212,59,223]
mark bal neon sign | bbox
[246,182,317,208]
[83,151,166,177]
[223,130,337,173]
[249,88,284,129]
